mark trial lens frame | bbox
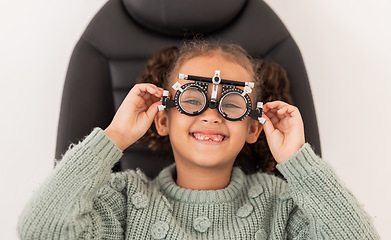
[158,70,266,124]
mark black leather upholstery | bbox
[123,0,247,36]
[56,0,321,178]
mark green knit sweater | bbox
[18,128,379,239]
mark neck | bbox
[175,161,234,190]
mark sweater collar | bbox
[155,164,246,203]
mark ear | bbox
[154,111,169,136]
[246,119,263,144]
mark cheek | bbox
[227,121,250,140]
[166,110,191,135]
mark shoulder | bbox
[244,170,292,202]
[97,169,152,198]
[242,170,300,227]
[113,168,152,192]
[96,169,163,212]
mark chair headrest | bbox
[123,0,248,36]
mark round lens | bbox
[179,87,206,114]
[220,92,247,119]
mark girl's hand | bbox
[104,84,164,151]
[262,101,305,164]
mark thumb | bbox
[145,101,162,121]
[261,113,274,139]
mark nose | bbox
[199,106,223,123]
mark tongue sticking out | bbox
[193,133,225,142]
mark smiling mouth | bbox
[191,133,227,142]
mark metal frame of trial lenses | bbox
[176,82,208,116]
[173,80,253,121]
[218,85,252,121]
[158,70,266,124]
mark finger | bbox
[278,104,301,119]
[261,113,275,138]
[145,84,163,98]
[265,101,296,119]
[145,101,162,120]
[141,91,161,103]
[150,95,162,103]
[264,110,280,126]
[133,83,163,98]
[265,100,288,109]
[277,106,291,119]
[144,98,155,109]
[275,109,287,120]
[263,101,290,114]
[134,87,162,108]
[154,86,164,98]
[263,107,278,113]
[157,87,165,93]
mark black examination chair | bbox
[55,0,321,177]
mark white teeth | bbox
[193,133,224,142]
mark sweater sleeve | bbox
[276,143,380,239]
[17,128,126,240]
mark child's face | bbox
[155,54,263,170]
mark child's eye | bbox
[183,99,202,105]
[222,103,241,109]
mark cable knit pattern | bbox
[18,128,380,239]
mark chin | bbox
[189,154,235,169]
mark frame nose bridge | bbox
[200,105,223,123]
[206,82,223,102]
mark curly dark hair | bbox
[138,41,293,175]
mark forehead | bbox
[176,54,253,83]
[169,54,257,103]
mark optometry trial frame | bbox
[158,70,266,124]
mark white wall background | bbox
[0,0,390,239]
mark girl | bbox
[18,41,379,239]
